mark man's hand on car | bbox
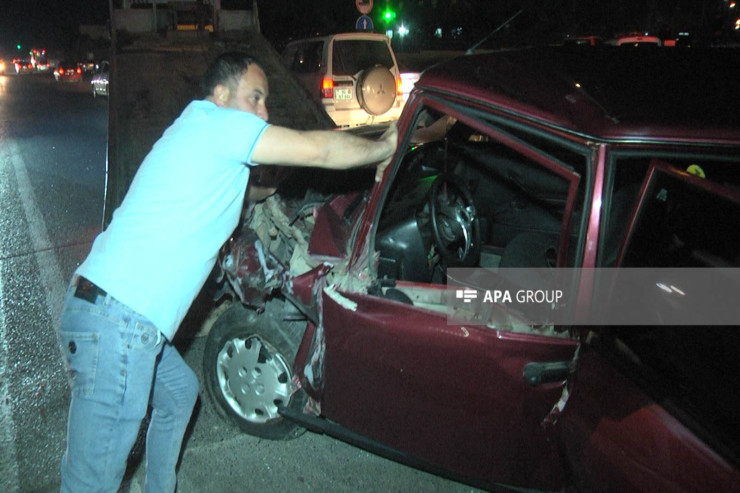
[375,122,398,182]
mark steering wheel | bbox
[428,174,481,267]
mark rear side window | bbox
[607,162,740,462]
[286,41,323,74]
[332,40,394,76]
[622,165,740,268]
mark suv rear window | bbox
[332,40,394,76]
[285,41,324,74]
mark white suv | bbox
[282,32,404,127]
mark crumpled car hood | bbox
[217,192,371,318]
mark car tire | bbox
[357,65,396,116]
[203,300,307,440]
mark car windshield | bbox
[332,40,394,76]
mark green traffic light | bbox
[382,8,396,22]
[16,44,21,50]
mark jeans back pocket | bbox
[60,331,100,396]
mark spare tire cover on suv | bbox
[357,65,396,116]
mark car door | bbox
[313,101,591,490]
[558,161,740,491]
[319,289,578,489]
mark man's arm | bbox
[251,123,398,182]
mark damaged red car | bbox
[203,46,740,491]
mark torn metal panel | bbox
[323,285,358,311]
[300,274,331,400]
[307,192,369,259]
[246,195,319,276]
[219,228,286,308]
[285,263,333,323]
[542,344,581,429]
[334,242,376,294]
[219,195,324,307]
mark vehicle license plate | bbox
[335,87,352,100]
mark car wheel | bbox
[203,300,307,440]
[357,65,396,116]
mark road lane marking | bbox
[8,139,66,318]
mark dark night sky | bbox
[255,0,725,48]
[0,0,108,56]
[0,0,727,57]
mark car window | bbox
[600,155,740,267]
[603,164,740,462]
[286,41,323,74]
[622,163,740,268]
[375,103,587,286]
[332,40,394,76]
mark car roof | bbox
[417,47,740,144]
[286,32,390,45]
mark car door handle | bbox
[523,361,572,386]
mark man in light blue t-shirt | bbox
[58,52,398,492]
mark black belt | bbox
[73,276,107,304]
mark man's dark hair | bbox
[202,52,258,97]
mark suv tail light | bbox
[396,75,403,96]
[321,77,334,99]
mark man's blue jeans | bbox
[59,280,198,492]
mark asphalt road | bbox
[0,71,480,493]
[0,71,107,492]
